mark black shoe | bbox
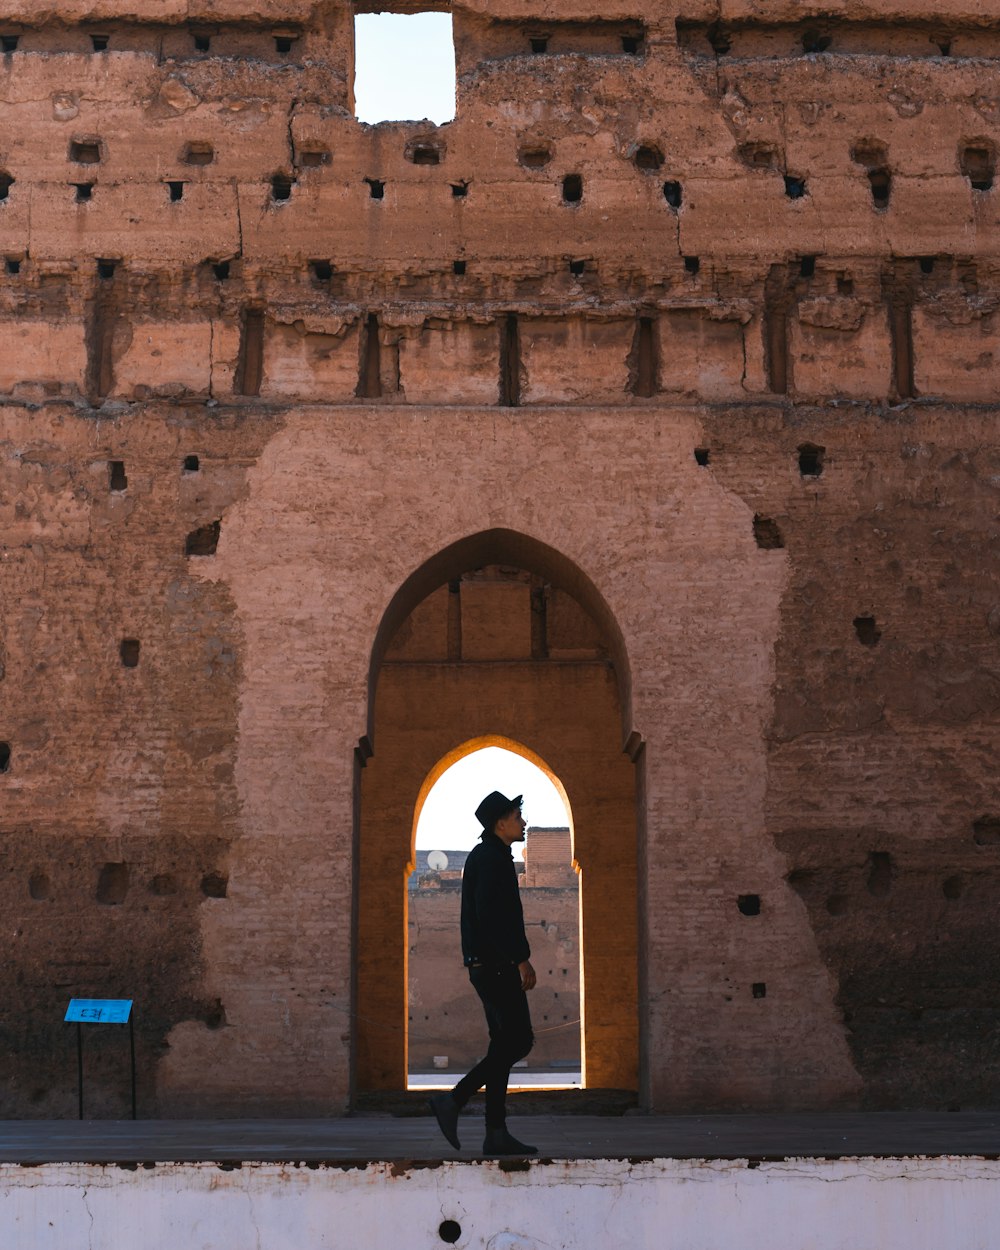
[482,1127,538,1157]
[429,1093,461,1150]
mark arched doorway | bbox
[407,740,581,1088]
[355,531,639,1094]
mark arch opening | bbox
[406,741,583,1090]
[365,529,634,751]
[355,534,639,1100]
[409,735,576,868]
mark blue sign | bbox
[65,999,132,1024]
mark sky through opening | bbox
[354,13,456,125]
[415,747,570,861]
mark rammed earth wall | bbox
[1,0,999,1116]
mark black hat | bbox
[475,791,522,831]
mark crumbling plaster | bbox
[4,1156,1000,1250]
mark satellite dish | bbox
[427,850,449,872]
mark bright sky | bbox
[415,747,571,861]
[354,13,457,126]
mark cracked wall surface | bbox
[1,0,999,1115]
[5,1157,1000,1250]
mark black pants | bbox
[451,963,534,1129]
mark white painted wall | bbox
[3,1156,999,1250]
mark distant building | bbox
[408,848,471,888]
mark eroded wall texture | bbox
[1,0,999,1116]
[7,1157,1000,1250]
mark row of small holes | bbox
[6,139,994,207]
[0,31,646,56]
[707,26,960,58]
[35,136,1000,185]
[0,169,682,208]
[529,34,643,54]
[4,254,943,292]
[694,446,826,476]
[0,33,297,54]
[8,168,991,211]
[2,172,681,208]
[109,456,200,483]
[109,450,825,492]
[37,255,701,282]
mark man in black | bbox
[429,791,538,1157]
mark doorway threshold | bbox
[409,1072,582,1090]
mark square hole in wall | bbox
[310,259,333,282]
[69,139,102,165]
[183,141,214,167]
[297,146,330,168]
[119,639,141,668]
[353,12,455,125]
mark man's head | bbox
[475,790,526,846]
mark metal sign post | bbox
[64,999,135,1120]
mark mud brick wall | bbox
[1,0,999,1115]
[523,829,578,890]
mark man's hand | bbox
[518,960,536,991]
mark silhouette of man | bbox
[429,790,538,1156]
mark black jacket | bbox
[460,832,531,966]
